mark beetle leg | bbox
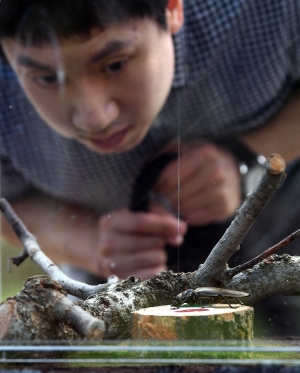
[219,294,238,309]
[235,297,244,305]
[194,293,204,307]
[176,296,190,309]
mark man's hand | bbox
[93,208,187,280]
[151,142,242,226]
[1,194,187,282]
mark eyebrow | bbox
[88,39,132,65]
[17,55,56,72]
[16,39,133,71]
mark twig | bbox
[9,249,29,266]
[51,289,105,339]
[226,228,300,277]
[0,197,105,299]
[193,153,286,287]
[0,198,30,265]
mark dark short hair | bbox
[0,0,169,45]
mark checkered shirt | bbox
[1,0,300,214]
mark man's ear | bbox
[166,0,184,34]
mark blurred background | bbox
[1,238,41,301]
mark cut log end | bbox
[132,305,254,341]
[267,153,286,175]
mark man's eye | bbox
[33,74,60,87]
[105,60,126,73]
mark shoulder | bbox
[0,56,17,83]
[183,0,298,24]
[183,0,299,58]
[167,0,300,136]
[181,0,300,85]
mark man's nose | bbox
[72,81,119,133]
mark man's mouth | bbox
[83,127,130,151]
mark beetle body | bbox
[170,287,249,309]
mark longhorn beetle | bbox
[167,287,250,309]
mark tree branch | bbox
[0,198,105,300]
[224,254,300,304]
[226,228,300,277]
[193,153,286,287]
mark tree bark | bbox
[0,276,104,341]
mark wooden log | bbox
[132,305,254,340]
[0,276,104,341]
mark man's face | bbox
[1,18,178,154]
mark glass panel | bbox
[1,340,300,367]
[1,1,300,367]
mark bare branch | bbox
[9,249,29,266]
[193,153,286,287]
[0,197,105,299]
[226,228,300,277]
[50,285,105,339]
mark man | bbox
[1,0,300,335]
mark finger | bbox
[148,202,187,244]
[166,233,185,246]
[174,152,236,201]
[149,184,223,229]
[125,248,167,271]
[99,231,166,254]
[185,208,221,226]
[131,265,167,281]
[184,203,235,226]
[108,250,167,279]
[155,143,228,200]
[177,184,220,213]
[154,168,218,217]
[100,209,186,237]
[164,169,209,205]
[162,183,240,226]
[165,153,241,214]
[149,202,171,216]
[155,147,206,192]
